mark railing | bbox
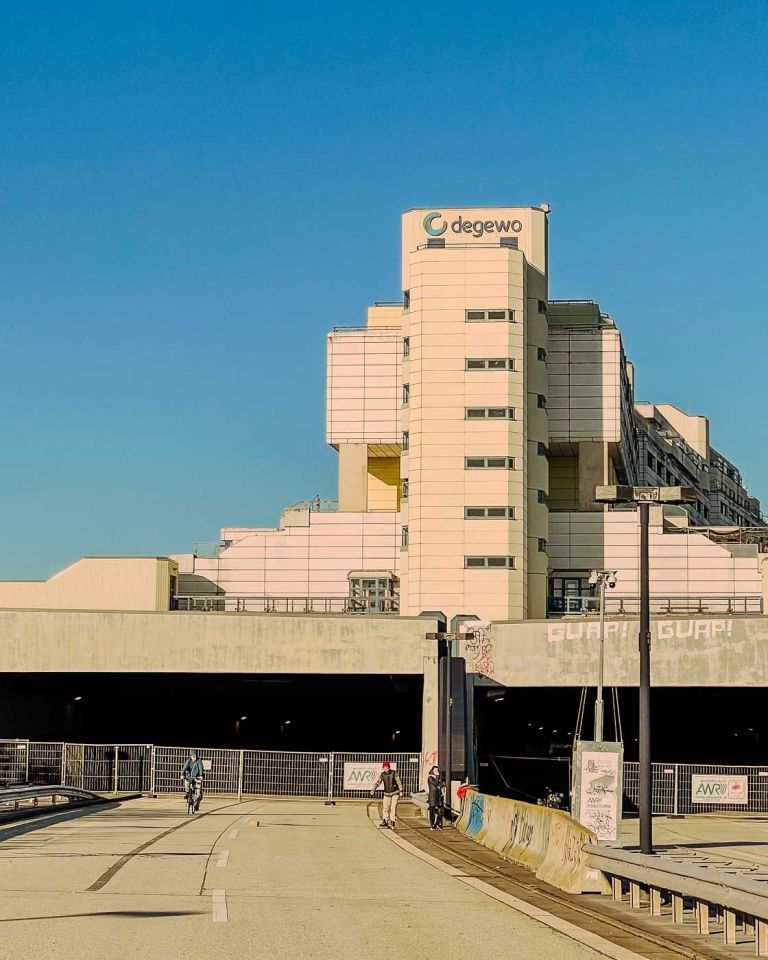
[7,742,422,801]
[0,784,110,810]
[587,844,768,954]
[623,762,768,815]
[547,595,763,616]
[174,595,399,614]
[283,498,338,513]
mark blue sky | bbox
[1,1,766,578]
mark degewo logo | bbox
[422,211,523,239]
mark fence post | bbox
[238,750,244,802]
[149,745,156,797]
[326,752,335,805]
[673,764,679,816]
[60,743,67,786]
[113,745,119,795]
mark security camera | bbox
[607,573,618,589]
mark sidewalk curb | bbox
[366,804,648,960]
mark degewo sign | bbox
[343,761,396,792]
[691,774,748,805]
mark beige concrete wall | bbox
[548,321,624,445]
[401,245,528,621]
[183,511,400,598]
[326,328,402,446]
[338,443,369,512]
[0,609,437,674]
[463,615,768,687]
[548,508,762,599]
[0,558,177,612]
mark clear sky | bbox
[1,1,766,578]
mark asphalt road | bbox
[0,797,615,959]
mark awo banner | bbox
[691,774,748,804]
[343,762,396,791]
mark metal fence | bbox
[0,740,29,786]
[623,762,768,815]
[5,740,421,801]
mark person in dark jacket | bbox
[370,761,403,829]
[427,765,444,830]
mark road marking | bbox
[217,849,230,867]
[212,889,228,923]
[228,828,239,840]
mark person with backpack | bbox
[427,765,444,830]
[370,760,403,829]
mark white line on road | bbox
[228,828,239,840]
[217,849,230,867]
[212,889,228,923]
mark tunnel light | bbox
[284,720,291,725]
[74,696,83,702]
[240,716,248,721]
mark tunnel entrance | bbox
[0,673,422,753]
[474,686,768,803]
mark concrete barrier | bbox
[456,789,608,895]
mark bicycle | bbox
[183,776,201,815]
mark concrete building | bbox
[172,207,764,622]
[0,557,177,612]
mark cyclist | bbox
[180,750,204,812]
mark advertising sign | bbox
[571,741,624,844]
[343,761,396,792]
[691,774,748,804]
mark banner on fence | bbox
[343,761,395,791]
[691,774,748,804]
[572,740,623,843]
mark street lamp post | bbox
[595,485,698,855]
[589,570,617,742]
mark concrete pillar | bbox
[420,655,439,789]
[578,441,609,512]
[338,443,368,512]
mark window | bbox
[538,538,547,552]
[500,237,518,249]
[465,407,516,419]
[465,309,516,323]
[401,526,409,548]
[427,238,445,248]
[464,506,516,519]
[537,347,547,362]
[537,489,546,503]
[465,457,516,469]
[402,383,409,404]
[537,395,547,409]
[403,291,410,310]
[401,479,409,499]
[538,300,547,313]
[402,431,409,451]
[537,442,547,456]
[403,337,410,358]
[647,452,655,471]
[465,358,515,370]
[465,556,516,569]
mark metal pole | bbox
[113,745,119,795]
[445,637,453,817]
[594,578,606,741]
[237,750,244,802]
[327,752,334,805]
[638,501,653,854]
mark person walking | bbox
[370,760,402,829]
[427,765,444,830]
